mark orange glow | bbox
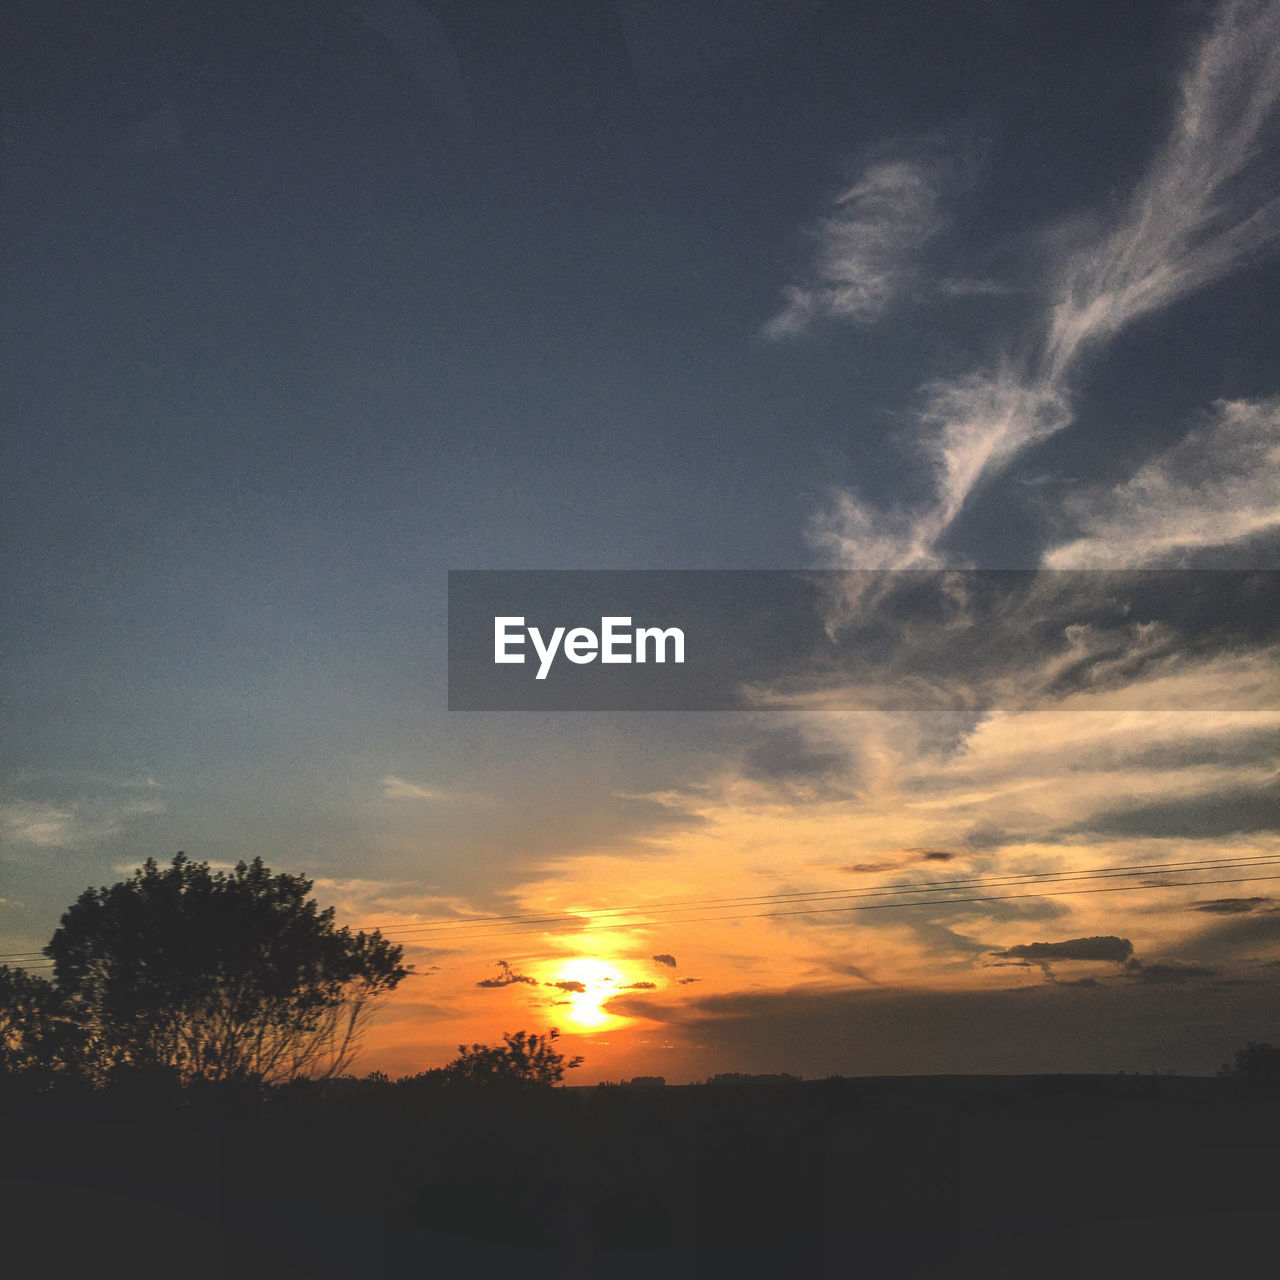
[548,956,627,1030]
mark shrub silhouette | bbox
[442,1028,583,1087]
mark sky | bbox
[2,0,1279,1082]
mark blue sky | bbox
[3,0,1279,1079]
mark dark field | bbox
[5,1075,1278,1279]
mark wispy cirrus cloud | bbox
[379,775,495,805]
[763,150,951,338]
[0,795,165,849]
[803,0,1280,570]
[2,766,169,851]
[1044,395,1280,567]
[1041,0,1280,378]
[381,775,450,801]
[1,802,77,847]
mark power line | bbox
[396,871,1280,944]
[4,852,1276,961]
[5,870,1276,976]
[351,853,1280,944]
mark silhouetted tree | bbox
[444,1028,583,1087]
[0,964,87,1087]
[43,853,407,1086]
[1219,1041,1280,1080]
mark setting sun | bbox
[549,957,627,1030]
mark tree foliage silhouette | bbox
[0,964,86,1087]
[445,1028,583,1087]
[43,853,407,1085]
[1219,1040,1280,1080]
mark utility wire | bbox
[4,852,1277,960]
[398,871,1280,943]
[354,853,1280,944]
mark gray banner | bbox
[447,570,1279,711]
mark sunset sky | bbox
[3,0,1279,1082]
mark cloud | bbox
[1130,962,1219,984]
[838,851,954,875]
[604,980,1280,1075]
[1042,0,1280,372]
[475,961,538,989]
[1044,396,1280,567]
[546,980,587,993]
[1192,897,1274,914]
[0,796,164,849]
[991,936,1136,965]
[0,802,75,847]
[763,150,950,338]
[916,370,1073,554]
[1178,908,1280,964]
[617,981,658,990]
[1070,780,1280,840]
[741,728,853,786]
[380,776,450,801]
[806,0,1280,569]
[652,953,678,968]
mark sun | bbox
[552,957,626,1030]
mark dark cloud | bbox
[1192,898,1273,915]
[741,728,853,790]
[546,980,586,993]
[610,979,1280,1077]
[616,981,657,990]
[1130,962,1218,985]
[966,896,1068,924]
[812,572,1280,721]
[603,995,682,1021]
[991,936,1135,965]
[1071,782,1280,840]
[963,824,1017,852]
[476,960,538,988]
[652,954,677,968]
[677,977,701,985]
[1179,909,1280,965]
[839,850,959,875]
[1069,729,1280,775]
[826,962,877,983]
[863,915,991,959]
